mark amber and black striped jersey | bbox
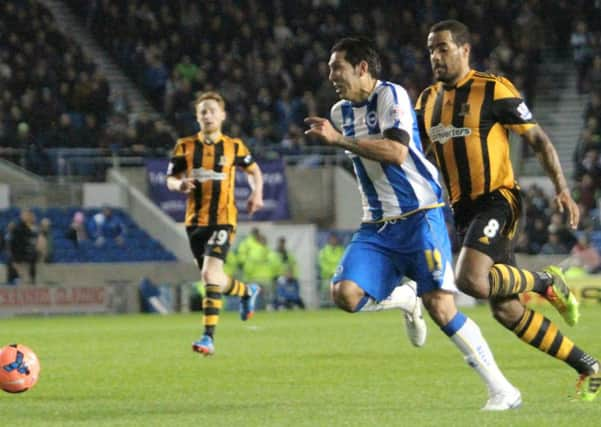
[415,70,537,204]
[167,131,256,227]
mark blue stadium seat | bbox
[0,207,176,263]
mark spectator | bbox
[540,229,570,255]
[565,233,601,274]
[36,217,53,263]
[514,230,539,255]
[575,201,597,232]
[2,221,19,285]
[586,55,601,93]
[274,236,298,278]
[525,217,548,254]
[240,234,280,308]
[236,227,262,265]
[87,206,126,247]
[174,55,198,84]
[17,122,47,175]
[573,173,601,214]
[573,129,601,180]
[9,209,40,285]
[584,92,601,124]
[548,212,577,249]
[273,268,305,310]
[570,20,593,93]
[65,210,88,247]
[49,113,79,148]
[318,233,345,298]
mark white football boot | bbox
[482,387,522,411]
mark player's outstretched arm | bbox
[304,116,408,164]
[522,125,580,229]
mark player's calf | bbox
[489,296,525,329]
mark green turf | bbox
[1,305,600,426]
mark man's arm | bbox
[245,164,264,215]
[522,125,580,228]
[304,117,408,163]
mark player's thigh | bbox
[405,208,457,296]
[186,225,234,267]
[332,227,402,302]
[460,191,519,265]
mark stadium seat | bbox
[0,207,176,263]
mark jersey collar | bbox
[198,131,223,144]
[443,69,475,91]
[350,80,382,108]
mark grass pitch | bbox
[1,305,600,427]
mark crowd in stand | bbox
[514,184,601,273]
[1,1,600,259]
[569,15,601,261]
[3,0,595,160]
[0,1,112,174]
[67,0,563,152]
[0,0,177,175]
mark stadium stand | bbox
[66,0,553,142]
[0,1,110,170]
[0,207,176,264]
[0,0,599,263]
[569,13,601,244]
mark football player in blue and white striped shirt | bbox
[305,37,520,410]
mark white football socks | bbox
[449,316,515,394]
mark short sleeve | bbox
[377,84,414,135]
[492,77,537,135]
[329,102,343,133]
[415,89,426,114]
[234,139,256,169]
[167,140,187,176]
[414,88,432,151]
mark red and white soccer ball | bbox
[0,344,41,393]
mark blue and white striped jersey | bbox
[330,80,443,222]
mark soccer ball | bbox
[0,344,41,393]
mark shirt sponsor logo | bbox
[190,168,226,181]
[429,123,472,144]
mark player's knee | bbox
[331,281,363,313]
[455,270,489,299]
[201,267,223,288]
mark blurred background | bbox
[1,0,600,315]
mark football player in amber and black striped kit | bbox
[416,19,600,401]
[167,91,264,356]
